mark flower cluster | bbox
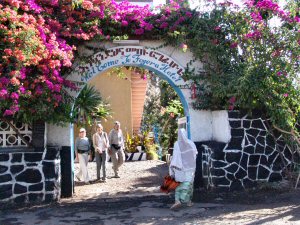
[0,0,192,122]
[108,1,154,36]
[1,0,298,136]
[191,0,300,134]
[0,1,77,119]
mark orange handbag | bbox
[160,175,180,193]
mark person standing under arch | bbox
[169,128,198,210]
[108,121,125,178]
[92,124,109,182]
[75,128,92,185]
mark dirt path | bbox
[64,160,300,224]
[69,160,169,202]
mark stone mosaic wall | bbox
[0,147,61,207]
[201,111,294,191]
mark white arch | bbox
[45,43,231,198]
[47,42,220,148]
[66,46,193,137]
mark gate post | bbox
[60,146,73,198]
[32,120,46,152]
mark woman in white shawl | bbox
[169,128,198,210]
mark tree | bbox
[0,0,186,123]
[1,0,299,156]
[142,78,183,154]
[72,84,112,126]
[180,0,300,147]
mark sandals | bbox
[187,201,194,207]
[170,202,182,210]
[170,201,193,210]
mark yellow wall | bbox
[87,68,133,136]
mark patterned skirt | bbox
[175,181,193,203]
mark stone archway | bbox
[65,42,199,192]
[47,41,219,196]
[66,44,200,141]
[46,41,216,149]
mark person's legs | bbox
[113,150,125,177]
[179,183,193,203]
[117,150,125,167]
[76,153,84,181]
[170,187,182,210]
[185,182,194,206]
[99,154,103,179]
[76,162,82,181]
[79,153,90,183]
[110,148,119,176]
[171,182,193,209]
[102,151,107,181]
[95,152,101,180]
[186,183,194,206]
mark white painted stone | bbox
[129,152,147,161]
[106,152,147,161]
[212,110,231,143]
[140,40,203,75]
[189,110,213,142]
[67,45,187,88]
[47,123,70,147]
[136,146,142,152]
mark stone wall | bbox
[201,111,294,191]
[0,147,61,207]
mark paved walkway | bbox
[0,196,223,225]
[1,161,300,224]
[72,160,168,201]
[1,194,299,225]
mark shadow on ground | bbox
[2,160,300,224]
[1,189,299,225]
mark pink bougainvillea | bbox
[1,0,297,126]
[0,0,191,121]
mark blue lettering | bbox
[121,55,131,64]
[159,64,170,73]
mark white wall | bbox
[47,124,70,147]
[212,110,231,143]
[189,109,213,142]
[46,110,232,146]
[190,110,231,143]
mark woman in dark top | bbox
[75,128,92,184]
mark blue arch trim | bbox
[75,63,191,139]
[136,64,191,139]
[69,46,192,196]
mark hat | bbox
[79,128,86,132]
[114,121,120,125]
[96,124,103,128]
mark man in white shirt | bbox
[108,121,125,178]
[92,124,109,182]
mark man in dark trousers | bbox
[92,124,109,182]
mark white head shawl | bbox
[170,128,198,172]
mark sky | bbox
[125,0,286,11]
[189,0,286,10]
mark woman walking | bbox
[108,121,125,178]
[169,128,198,210]
[75,128,92,185]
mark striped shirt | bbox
[108,129,124,148]
[75,137,90,152]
